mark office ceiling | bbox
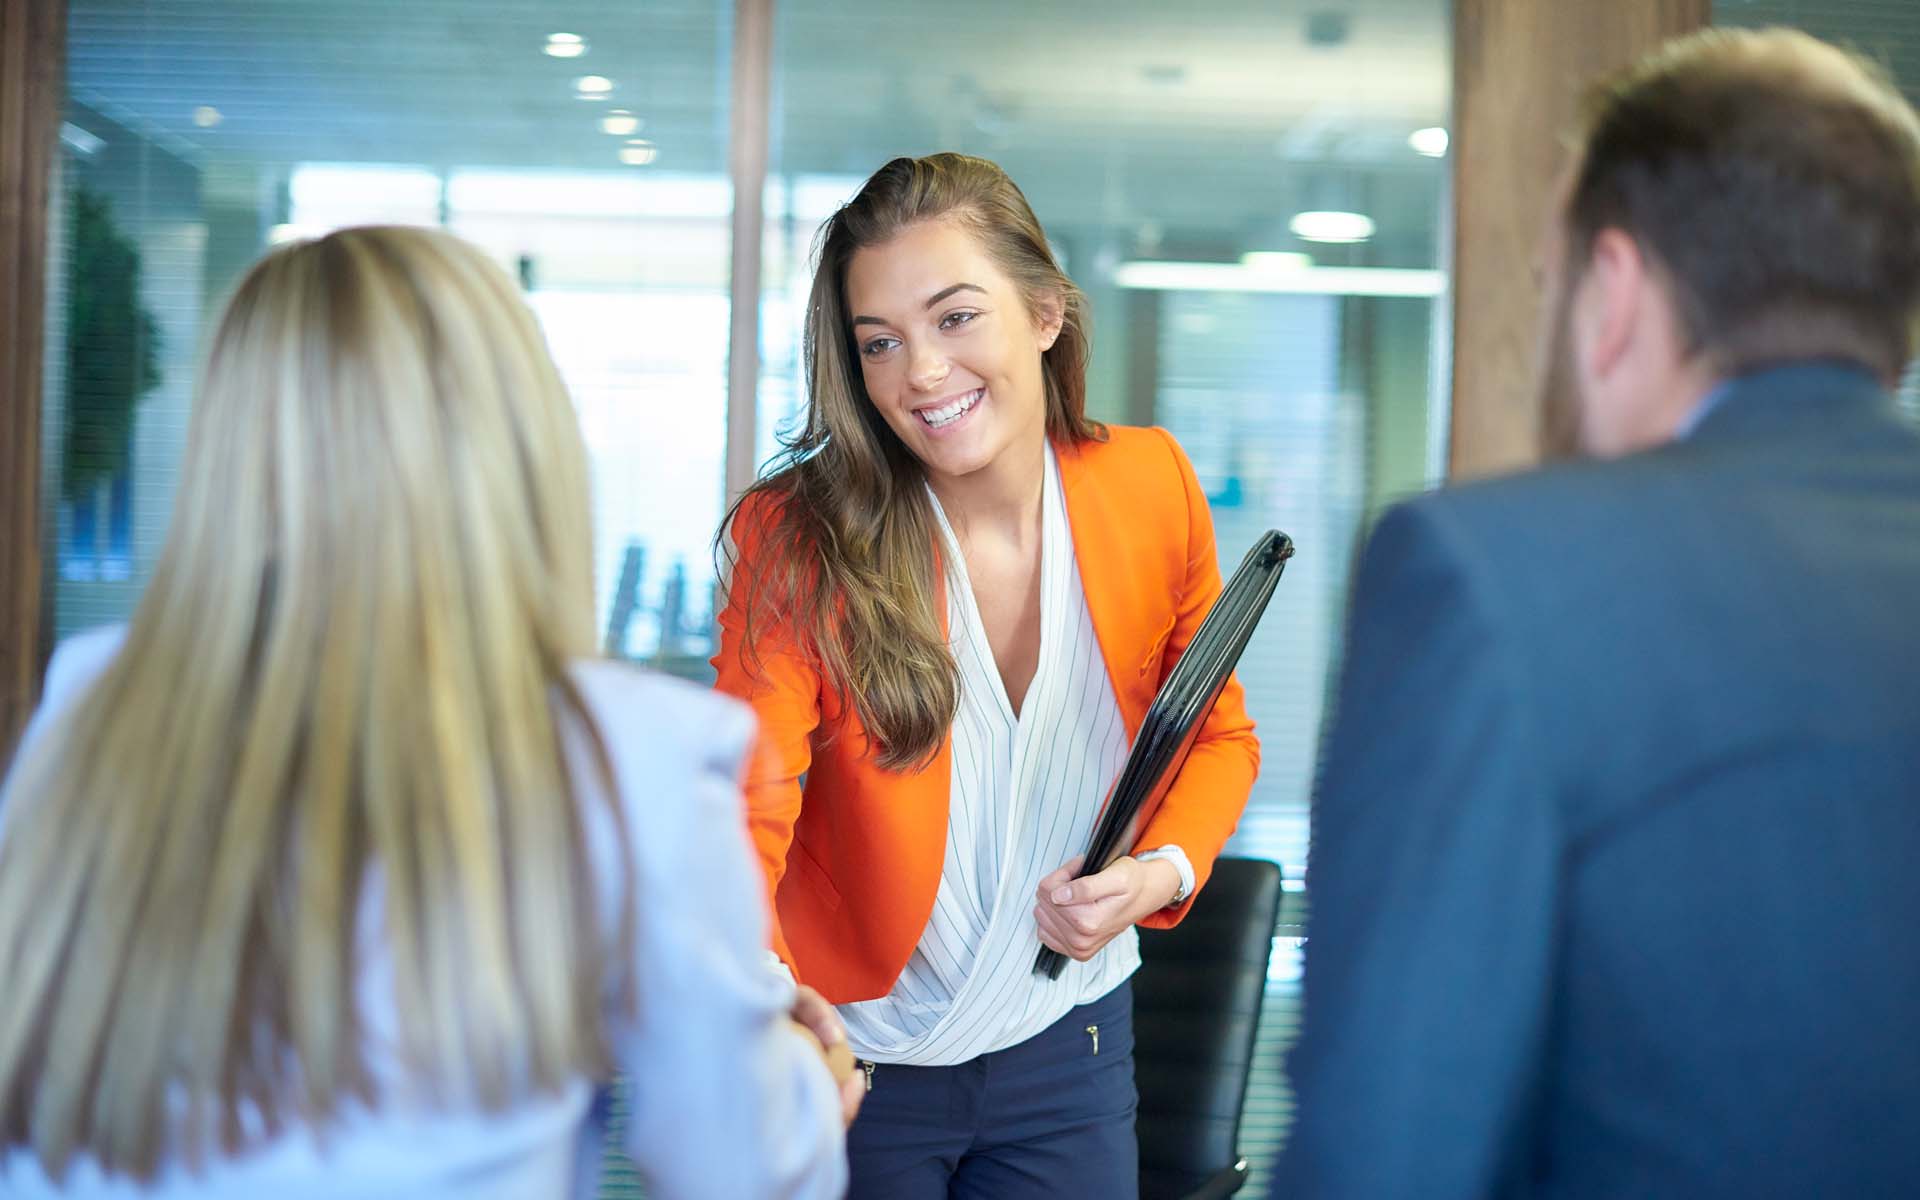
[65,0,1451,259]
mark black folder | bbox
[1035,529,1294,980]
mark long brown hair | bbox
[0,227,626,1179]
[724,153,1102,769]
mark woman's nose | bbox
[908,347,951,391]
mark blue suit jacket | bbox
[1276,363,1920,1198]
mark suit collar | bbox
[1687,360,1893,444]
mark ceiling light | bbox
[618,139,658,166]
[1114,260,1444,297]
[574,75,614,99]
[1240,251,1313,272]
[1410,126,1449,158]
[545,33,587,58]
[1289,210,1376,244]
[600,109,642,136]
[192,105,222,128]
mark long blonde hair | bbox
[0,226,626,1179]
[725,153,1103,769]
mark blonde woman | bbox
[0,226,851,1198]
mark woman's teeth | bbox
[919,389,982,428]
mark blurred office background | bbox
[29,0,1918,1192]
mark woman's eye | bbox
[939,310,979,332]
[860,336,899,359]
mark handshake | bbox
[789,984,864,1127]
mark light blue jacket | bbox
[0,627,847,1199]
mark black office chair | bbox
[1134,855,1284,1200]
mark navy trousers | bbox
[845,981,1139,1200]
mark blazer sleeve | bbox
[709,494,821,976]
[1273,500,1558,1198]
[590,676,846,1200]
[1130,428,1261,927]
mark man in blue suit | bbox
[1277,28,1920,1199]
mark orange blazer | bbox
[712,425,1261,1003]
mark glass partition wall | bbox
[47,0,1452,1187]
[50,0,737,668]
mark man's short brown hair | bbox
[1567,28,1920,380]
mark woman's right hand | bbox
[791,984,865,1127]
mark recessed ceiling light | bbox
[1289,210,1376,244]
[192,106,222,128]
[574,75,614,99]
[1409,126,1449,158]
[619,139,658,166]
[545,33,587,58]
[600,110,642,136]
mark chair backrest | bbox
[1133,856,1283,1200]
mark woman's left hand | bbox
[1033,854,1183,962]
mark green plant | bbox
[63,184,161,501]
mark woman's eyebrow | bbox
[852,282,986,326]
[924,282,986,308]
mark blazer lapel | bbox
[1056,437,1155,740]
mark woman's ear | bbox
[1033,291,1066,351]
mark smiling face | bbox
[843,218,1063,487]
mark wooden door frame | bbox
[0,0,64,764]
[1448,0,1711,479]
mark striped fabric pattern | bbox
[839,447,1136,1066]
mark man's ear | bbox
[1576,228,1647,382]
[1033,291,1066,351]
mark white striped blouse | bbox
[838,446,1156,1067]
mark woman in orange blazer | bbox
[713,153,1259,1199]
